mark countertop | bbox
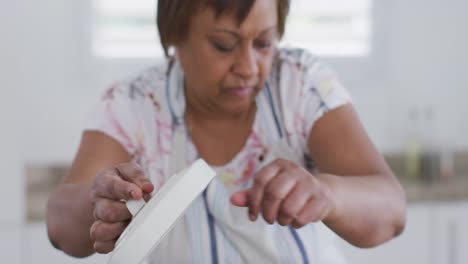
[402,177,468,202]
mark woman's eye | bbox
[213,42,236,53]
[255,41,272,50]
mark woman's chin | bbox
[220,98,256,116]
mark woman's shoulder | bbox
[108,63,168,100]
[275,47,322,73]
[273,47,346,94]
[268,47,351,142]
[93,62,172,128]
[96,62,172,119]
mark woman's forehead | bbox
[204,0,256,24]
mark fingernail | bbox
[143,179,152,185]
[143,193,152,202]
[249,213,256,221]
[129,190,135,199]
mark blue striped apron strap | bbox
[203,189,219,264]
[167,61,219,264]
[264,82,310,264]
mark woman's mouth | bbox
[225,86,255,97]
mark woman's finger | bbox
[261,171,298,224]
[93,239,117,254]
[277,179,313,226]
[90,220,128,243]
[115,163,154,194]
[291,197,328,229]
[248,161,283,221]
[93,170,141,201]
[93,199,132,222]
[230,190,249,207]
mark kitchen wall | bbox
[1,0,467,263]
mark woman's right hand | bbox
[89,162,154,253]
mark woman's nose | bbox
[232,47,259,80]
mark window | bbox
[92,0,372,58]
[92,0,160,58]
[282,0,372,56]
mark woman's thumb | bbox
[230,189,250,207]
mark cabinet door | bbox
[457,207,468,263]
[0,226,22,264]
[434,202,468,264]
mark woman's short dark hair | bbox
[157,0,290,57]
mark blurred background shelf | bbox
[403,179,468,202]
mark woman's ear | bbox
[168,46,177,59]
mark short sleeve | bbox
[84,83,144,156]
[277,49,352,142]
[300,57,352,136]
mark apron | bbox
[144,60,346,264]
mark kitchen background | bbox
[1,0,467,263]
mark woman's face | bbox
[176,0,279,116]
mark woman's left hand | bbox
[231,159,336,229]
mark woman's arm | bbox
[46,131,132,257]
[308,104,406,248]
[231,104,406,248]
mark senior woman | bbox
[47,0,406,263]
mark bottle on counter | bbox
[420,106,440,184]
[403,107,423,182]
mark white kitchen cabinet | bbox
[458,208,468,263]
[0,225,22,264]
[431,202,468,264]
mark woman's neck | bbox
[184,87,256,126]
